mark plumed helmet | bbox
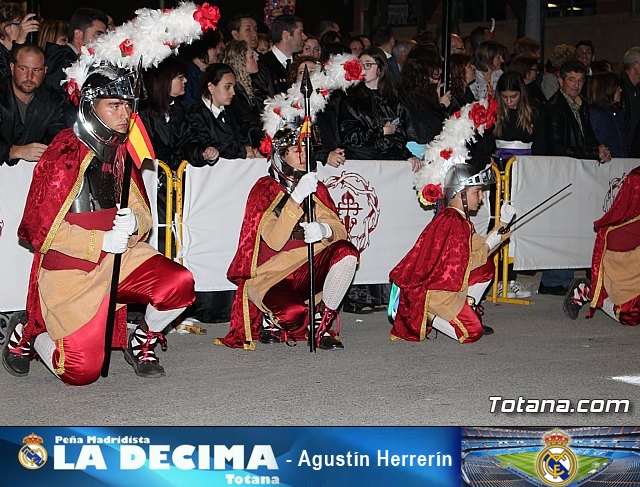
[74,61,143,163]
[269,125,317,194]
[443,164,496,203]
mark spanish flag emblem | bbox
[125,113,155,169]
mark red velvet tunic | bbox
[588,167,640,325]
[215,175,350,349]
[17,128,152,346]
[389,207,490,341]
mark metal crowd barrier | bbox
[156,159,189,263]
[486,157,531,306]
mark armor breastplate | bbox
[69,159,119,213]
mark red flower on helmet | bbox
[469,98,498,129]
[440,148,453,160]
[343,59,364,81]
[259,135,272,156]
[422,183,443,203]
[274,107,281,116]
[119,39,134,57]
[318,88,329,97]
[194,3,221,32]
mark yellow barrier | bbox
[486,157,531,305]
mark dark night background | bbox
[37,0,355,37]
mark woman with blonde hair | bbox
[222,40,263,149]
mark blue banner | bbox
[0,426,460,486]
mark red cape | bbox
[389,207,473,341]
[589,166,640,314]
[18,128,149,345]
[217,175,339,349]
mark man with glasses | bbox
[508,53,545,105]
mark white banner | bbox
[0,160,158,313]
[181,159,491,291]
[510,156,640,270]
[0,162,35,312]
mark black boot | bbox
[316,306,344,350]
[2,312,31,377]
[563,278,591,320]
[259,314,282,344]
[124,325,167,378]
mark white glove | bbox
[290,172,318,204]
[300,222,332,243]
[500,203,516,224]
[113,206,138,235]
[102,228,129,254]
[484,230,503,251]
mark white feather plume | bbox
[261,53,363,138]
[414,97,498,197]
[63,2,219,95]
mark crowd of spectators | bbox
[1,1,640,304]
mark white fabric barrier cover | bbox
[0,162,35,312]
[510,156,640,270]
[181,159,492,291]
[0,160,158,312]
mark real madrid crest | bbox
[536,429,577,485]
[18,432,48,469]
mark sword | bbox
[498,183,572,234]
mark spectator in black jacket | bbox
[44,8,107,95]
[222,40,263,149]
[544,59,611,163]
[338,47,419,170]
[252,14,306,105]
[0,44,64,165]
[587,72,627,158]
[187,63,260,165]
[139,56,197,171]
[398,44,451,158]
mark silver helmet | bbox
[73,61,143,163]
[268,125,316,194]
[443,164,496,203]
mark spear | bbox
[102,60,144,376]
[300,65,317,353]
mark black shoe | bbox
[563,277,591,320]
[342,300,374,314]
[538,284,569,296]
[259,328,281,344]
[318,335,344,350]
[3,348,30,377]
[2,312,30,377]
[482,325,494,335]
[124,346,166,377]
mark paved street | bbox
[2,275,639,428]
